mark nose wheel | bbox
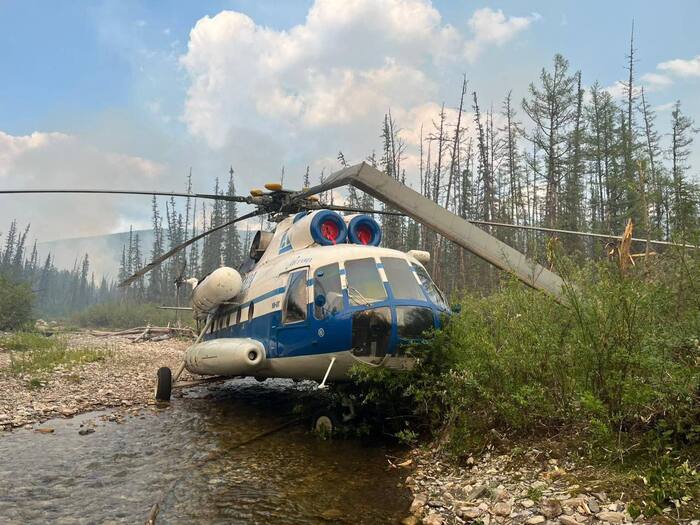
[155,367,172,401]
[311,410,340,436]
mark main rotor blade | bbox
[0,188,249,203]
[119,209,263,287]
[318,204,405,216]
[311,162,568,302]
[468,220,699,249]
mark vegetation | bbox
[71,302,193,330]
[351,251,700,513]
[0,333,109,378]
[0,274,33,330]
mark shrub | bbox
[0,274,33,330]
[350,252,700,459]
[71,302,194,330]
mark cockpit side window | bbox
[412,263,447,308]
[381,257,424,300]
[282,269,308,324]
[345,258,387,306]
[313,263,343,319]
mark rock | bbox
[526,516,545,525]
[493,488,510,501]
[540,499,563,519]
[596,511,625,523]
[410,494,427,514]
[492,502,511,516]
[587,498,600,513]
[458,507,482,519]
[35,428,54,433]
[520,499,535,509]
[427,500,446,508]
[78,428,95,436]
[467,484,488,501]
[562,497,585,508]
[559,516,580,525]
[320,509,343,521]
[422,513,444,525]
[401,517,420,525]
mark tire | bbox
[155,367,172,401]
[311,410,339,436]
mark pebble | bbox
[526,516,545,524]
[492,502,511,516]
[521,499,535,508]
[541,499,563,519]
[596,511,626,523]
[559,516,580,525]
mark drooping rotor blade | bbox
[318,204,405,216]
[468,220,698,249]
[0,188,250,203]
[300,162,567,301]
[120,209,263,287]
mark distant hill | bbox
[37,228,252,280]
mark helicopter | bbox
[2,162,687,430]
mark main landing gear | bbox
[155,367,172,401]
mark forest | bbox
[1,40,698,322]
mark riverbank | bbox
[0,333,191,430]
[402,444,699,525]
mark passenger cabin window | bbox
[283,269,308,324]
[345,258,387,306]
[382,257,424,300]
[313,263,343,319]
[412,264,447,308]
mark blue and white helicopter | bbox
[2,162,568,429]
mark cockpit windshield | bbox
[381,257,424,301]
[345,257,387,306]
[412,263,447,308]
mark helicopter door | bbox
[309,263,351,355]
[275,268,311,358]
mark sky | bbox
[1,0,699,257]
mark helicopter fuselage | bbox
[185,237,450,383]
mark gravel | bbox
[0,333,191,431]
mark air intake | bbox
[346,215,382,246]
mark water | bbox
[0,379,409,524]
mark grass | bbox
[0,331,57,352]
[71,301,195,330]
[1,332,110,377]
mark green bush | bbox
[71,301,194,330]
[0,274,33,330]
[351,252,700,458]
[0,331,56,352]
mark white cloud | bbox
[0,130,165,243]
[641,72,673,90]
[464,8,540,63]
[180,1,537,151]
[658,54,700,77]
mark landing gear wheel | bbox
[155,367,172,401]
[311,410,340,436]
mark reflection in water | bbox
[0,379,409,524]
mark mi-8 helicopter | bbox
[6,162,682,429]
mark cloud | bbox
[0,130,165,244]
[641,72,673,90]
[658,54,700,77]
[464,8,540,63]
[180,1,537,153]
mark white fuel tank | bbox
[184,338,266,376]
[191,266,242,315]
